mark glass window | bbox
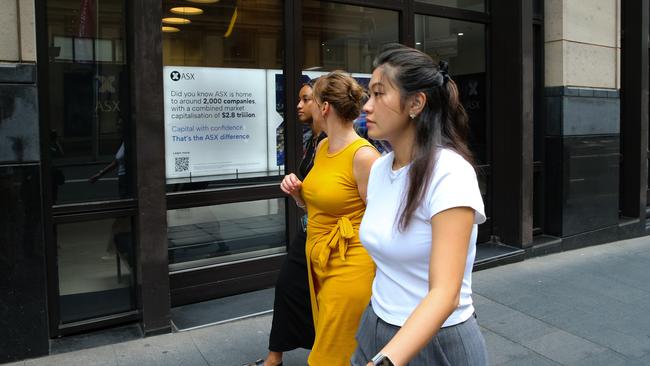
[477,171,491,242]
[167,199,286,270]
[415,15,487,164]
[53,36,73,60]
[302,1,399,74]
[302,1,398,153]
[162,0,284,192]
[534,0,543,17]
[418,0,485,12]
[57,217,136,323]
[46,0,132,205]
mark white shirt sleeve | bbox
[426,152,486,224]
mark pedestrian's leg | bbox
[264,351,282,366]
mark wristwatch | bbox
[371,353,394,366]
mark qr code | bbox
[174,157,189,172]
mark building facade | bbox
[0,0,648,362]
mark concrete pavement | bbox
[5,236,650,365]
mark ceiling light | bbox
[224,7,238,38]
[162,26,180,33]
[457,32,464,36]
[186,0,219,3]
[170,7,203,15]
[416,42,422,45]
[162,17,191,25]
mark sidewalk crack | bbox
[190,333,211,366]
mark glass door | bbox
[45,0,138,335]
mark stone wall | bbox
[0,0,48,362]
[543,0,622,241]
[0,0,36,62]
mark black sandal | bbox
[242,359,283,366]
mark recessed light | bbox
[416,42,422,45]
[162,17,191,25]
[162,26,181,33]
[457,32,464,36]
[170,7,203,15]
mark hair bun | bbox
[438,60,449,73]
[313,70,365,121]
[349,82,365,103]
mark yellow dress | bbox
[301,137,376,366]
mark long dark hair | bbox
[373,43,473,231]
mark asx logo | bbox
[170,70,196,81]
[96,75,116,93]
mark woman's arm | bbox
[89,159,118,183]
[352,146,380,204]
[369,207,475,366]
[282,138,327,211]
[280,173,306,211]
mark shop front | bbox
[6,0,650,362]
[0,0,554,362]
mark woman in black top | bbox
[246,81,325,366]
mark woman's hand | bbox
[280,173,305,207]
[88,172,101,184]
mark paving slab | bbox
[540,310,650,359]
[113,332,207,366]
[570,350,632,366]
[9,236,650,366]
[519,330,609,365]
[481,328,560,366]
[50,324,142,355]
[189,314,309,366]
[24,345,116,366]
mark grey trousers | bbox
[351,304,488,366]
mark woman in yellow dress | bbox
[280,71,380,365]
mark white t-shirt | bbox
[359,148,486,328]
[115,143,126,176]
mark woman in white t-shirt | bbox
[352,43,488,366]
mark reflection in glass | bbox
[57,218,136,323]
[534,0,543,17]
[46,0,131,205]
[418,0,485,12]
[53,36,73,60]
[167,199,286,270]
[533,25,544,162]
[95,39,114,62]
[533,169,543,231]
[415,15,487,164]
[74,38,94,62]
[302,1,399,74]
[477,170,490,211]
[162,0,285,191]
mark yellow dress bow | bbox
[316,217,355,271]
